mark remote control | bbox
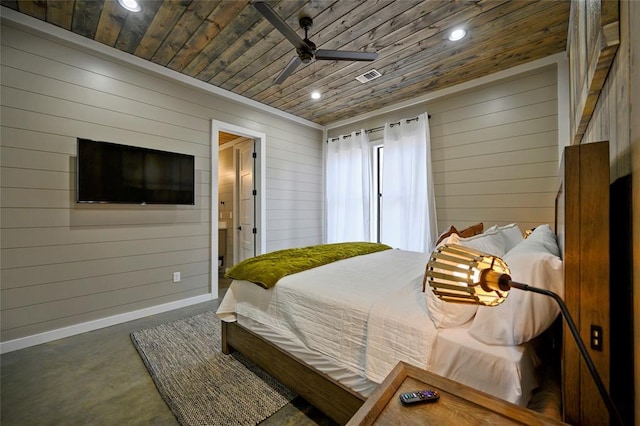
[399,389,440,404]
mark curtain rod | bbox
[328,115,430,142]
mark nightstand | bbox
[347,361,566,425]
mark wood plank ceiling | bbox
[2,0,570,126]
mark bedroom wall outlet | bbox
[590,325,603,351]
[173,272,181,283]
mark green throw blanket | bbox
[225,242,392,289]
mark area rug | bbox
[131,311,296,425]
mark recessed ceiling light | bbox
[311,91,321,100]
[448,28,467,41]
[118,0,142,12]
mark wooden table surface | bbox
[347,362,567,425]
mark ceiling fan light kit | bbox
[254,1,378,84]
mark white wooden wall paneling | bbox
[0,23,323,348]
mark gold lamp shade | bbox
[424,244,512,306]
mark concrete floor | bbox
[0,280,335,425]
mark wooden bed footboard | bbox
[221,320,365,425]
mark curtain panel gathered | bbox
[380,112,438,252]
[325,130,372,243]
[325,112,436,252]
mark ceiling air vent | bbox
[356,69,382,83]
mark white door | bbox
[237,140,255,262]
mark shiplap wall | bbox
[265,131,324,251]
[0,22,323,343]
[577,1,639,423]
[328,66,559,234]
[581,0,631,182]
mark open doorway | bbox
[217,133,255,270]
[211,120,266,299]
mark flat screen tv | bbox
[77,138,195,205]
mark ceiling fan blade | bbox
[275,56,302,84]
[254,2,307,50]
[315,50,378,61]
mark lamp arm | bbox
[508,281,624,426]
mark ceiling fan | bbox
[254,1,378,84]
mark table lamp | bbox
[424,243,623,426]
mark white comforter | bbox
[217,249,438,383]
[217,248,541,405]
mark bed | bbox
[217,141,611,425]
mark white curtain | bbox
[326,130,371,243]
[381,113,437,251]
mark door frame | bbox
[211,120,266,298]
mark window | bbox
[371,141,383,242]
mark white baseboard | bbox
[0,293,215,354]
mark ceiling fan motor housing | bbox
[298,39,316,63]
[298,17,315,63]
[297,49,314,63]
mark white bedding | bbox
[216,249,541,405]
[432,323,540,405]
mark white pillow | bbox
[426,288,478,328]
[498,223,524,252]
[484,224,498,233]
[468,227,563,345]
[425,234,478,328]
[450,227,509,257]
[509,224,560,257]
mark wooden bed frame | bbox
[221,318,365,425]
[556,141,611,425]
[221,141,612,425]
